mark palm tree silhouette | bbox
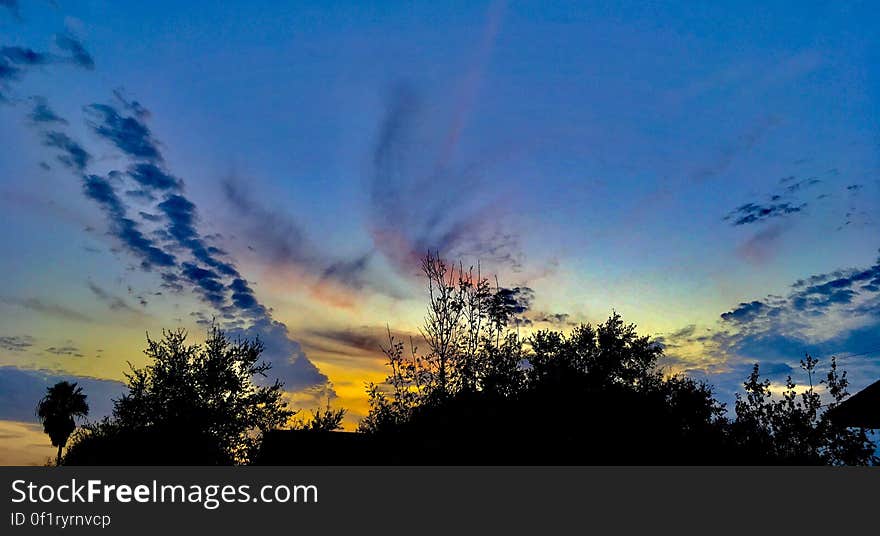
[36,381,89,466]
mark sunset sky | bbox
[2,0,879,464]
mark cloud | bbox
[0,297,92,323]
[28,96,67,124]
[493,286,534,317]
[54,33,95,70]
[16,83,332,398]
[42,131,90,172]
[1,36,94,100]
[736,223,787,264]
[85,103,163,162]
[127,163,182,192]
[0,366,123,422]
[77,100,331,394]
[221,179,312,265]
[82,174,177,269]
[1,46,50,100]
[227,319,329,391]
[691,115,781,183]
[659,250,880,409]
[302,327,388,359]
[0,335,34,352]
[158,194,238,277]
[86,282,144,314]
[724,201,805,226]
[368,84,523,276]
[529,312,574,326]
[44,345,83,358]
[783,177,821,194]
[222,178,390,296]
[179,262,226,307]
[697,251,880,365]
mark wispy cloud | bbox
[222,177,392,297]
[724,201,805,226]
[28,96,67,124]
[19,93,332,394]
[44,345,84,358]
[0,335,34,352]
[0,34,94,101]
[0,297,93,323]
[86,282,144,315]
[369,84,523,276]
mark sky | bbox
[1,0,879,464]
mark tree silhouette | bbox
[64,326,294,465]
[354,252,878,465]
[36,381,89,466]
[731,355,877,465]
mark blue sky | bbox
[1,0,879,463]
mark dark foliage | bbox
[355,253,877,465]
[36,381,89,465]
[64,327,294,465]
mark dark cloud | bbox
[670,324,697,340]
[228,278,266,315]
[138,211,162,222]
[319,254,374,291]
[0,366,123,422]
[493,286,534,317]
[1,46,50,100]
[0,335,34,352]
[28,96,67,124]
[720,300,768,324]
[530,312,573,326]
[112,88,151,120]
[783,177,821,194]
[26,97,332,396]
[302,327,389,359]
[44,345,83,358]
[85,103,163,162]
[159,272,184,293]
[54,33,95,70]
[158,194,238,277]
[1,46,51,67]
[723,171,829,228]
[127,163,182,192]
[180,262,226,307]
[724,201,805,226]
[82,174,176,268]
[1,37,94,100]
[87,282,142,314]
[42,131,89,172]
[0,297,92,323]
